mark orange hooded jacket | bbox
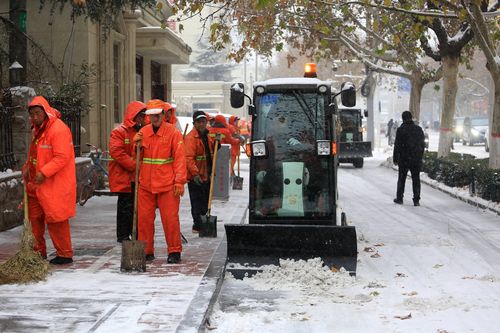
[184,128,213,182]
[25,96,76,223]
[209,115,240,146]
[138,121,187,193]
[108,101,146,193]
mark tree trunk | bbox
[409,72,424,121]
[437,56,459,158]
[489,71,500,169]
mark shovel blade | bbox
[232,176,243,190]
[199,214,217,238]
[121,240,146,272]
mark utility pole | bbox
[9,0,27,86]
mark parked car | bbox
[462,116,488,146]
[452,116,465,142]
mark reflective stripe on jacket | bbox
[184,128,213,182]
[138,122,187,193]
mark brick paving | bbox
[0,163,249,333]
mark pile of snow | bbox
[235,258,357,296]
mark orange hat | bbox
[214,114,227,125]
[146,99,171,115]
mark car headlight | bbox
[471,128,479,136]
[251,140,267,157]
[317,140,331,156]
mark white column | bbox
[123,11,139,103]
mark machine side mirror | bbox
[230,83,245,108]
[364,109,368,117]
[248,105,256,116]
[341,82,356,107]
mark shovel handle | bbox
[132,144,141,241]
[207,136,220,215]
[237,152,240,177]
[183,123,189,139]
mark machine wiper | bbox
[292,91,321,138]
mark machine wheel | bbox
[485,139,489,152]
[341,212,347,226]
[353,158,364,168]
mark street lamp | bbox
[9,60,23,86]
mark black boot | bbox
[413,200,420,206]
[145,254,155,261]
[393,198,403,204]
[167,252,181,264]
[49,256,73,265]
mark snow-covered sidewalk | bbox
[0,162,249,333]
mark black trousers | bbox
[396,165,421,201]
[188,181,210,227]
[116,186,134,242]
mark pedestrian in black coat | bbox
[393,111,426,206]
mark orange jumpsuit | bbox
[24,96,75,258]
[228,116,241,175]
[137,121,187,256]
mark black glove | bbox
[193,175,203,185]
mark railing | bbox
[49,98,82,157]
[0,104,16,171]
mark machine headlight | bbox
[251,140,267,157]
[318,85,328,94]
[317,140,331,156]
[255,86,265,94]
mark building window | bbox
[136,55,144,101]
[113,44,121,123]
[151,61,164,100]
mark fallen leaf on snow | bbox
[395,272,407,278]
[394,313,412,320]
[402,291,418,296]
[433,264,444,269]
[462,276,476,280]
[330,266,339,273]
[436,330,450,333]
[364,247,375,252]
[370,291,380,296]
[374,243,385,247]
[370,253,381,258]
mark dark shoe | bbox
[167,252,181,264]
[145,254,155,261]
[192,225,200,233]
[413,200,420,206]
[117,236,131,243]
[393,198,403,205]
[49,256,73,265]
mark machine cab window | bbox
[251,90,332,219]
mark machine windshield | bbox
[252,91,333,218]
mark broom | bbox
[0,186,49,284]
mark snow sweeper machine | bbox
[225,63,358,277]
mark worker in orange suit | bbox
[108,101,146,242]
[184,111,213,232]
[209,114,242,154]
[22,96,76,265]
[228,115,242,176]
[133,99,187,264]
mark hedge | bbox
[422,152,500,203]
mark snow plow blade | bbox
[338,141,372,159]
[224,224,357,279]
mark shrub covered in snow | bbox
[422,152,499,202]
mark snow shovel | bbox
[121,144,146,272]
[199,134,220,238]
[232,152,243,190]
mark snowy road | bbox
[209,156,500,333]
